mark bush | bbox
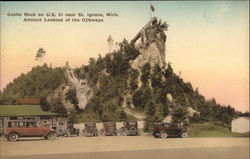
[172,106,188,123]
[65,88,78,105]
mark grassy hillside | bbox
[188,122,249,137]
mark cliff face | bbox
[66,68,93,109]
[63,17,169,112]
[62,17,168,115]
[130,17,168,70]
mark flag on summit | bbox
[150,5,155,12]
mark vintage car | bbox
[118,121,139,136]
[48,123,79,137]
[152,122,188,138]
[82,122,98,137]
[65,127,80,137]
[100,122,117,136]
[4,120,58,141]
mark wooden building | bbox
[0,105,68,135]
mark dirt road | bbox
[0,136,249,159]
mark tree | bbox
[50,98,67,114]
[65,88,78,105]
[129,69,139,92]
[164,62,173,77]
[151,65,162,88]
[35,48,46,62]
[132,85,152,110]
[140,63,151,85]
[40,96,50,111]
[189,112,200,124]
[172,106,188,123]
[68,109,78,124]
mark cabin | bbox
[231,117,249,133]
[16,98,41,105]
[0,105,68,134]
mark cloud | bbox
[203,2,229,24]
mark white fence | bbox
[74,121,144,132]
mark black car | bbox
[118,121,139,136]
[152,122,187,138]
[100,122,117,136]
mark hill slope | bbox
[0,17,240,129]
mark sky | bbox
[0,1,249,112]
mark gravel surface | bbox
[0,136,249,159]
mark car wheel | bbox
[181,132,188,138]
[57,129,64,136]
[8,133,19,142]
[160,131,168,138]
[65,129,71,137]
[47,132,58,140]
[129,127,137,136]
[118,128,123,136]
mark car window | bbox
[18,122,25,127]
[8,122,18,128]
[25,122,37,128]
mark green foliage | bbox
[143,115,161,132]
[76,110,101,123]
[151,65,162,88]
[49,97,67,115]
[189,113,201,124]
[65,88,82,112]
[35,48,46,61]
[0,40,241,126]
[74,55,106,86]
[0,95,17,105]
[162,63,238,126]
[172,106,188,123]
[122,39,140,60]
[140,63,151,85]
[153,88,169,117]
[85,92,126,122]
[188,122,250,137]
[0,63,66,102]
[145,100,155,116]
[68,109,78,124]
[65,88,78,105]
[132,85,152,110]
[129,68,139,92]
[40,96,50,111]
[75,40,141,122]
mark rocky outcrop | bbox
[123,17,169,113]
[66,67,93,109]
[130,17,168,70]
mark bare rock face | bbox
[123,17,169,110]
[130,17,168,70]
[66,68,93,109]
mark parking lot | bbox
[0,136,249,159]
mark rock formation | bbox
[66,66,93,109]
[130,17,169,70]
[64,17,169,113]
